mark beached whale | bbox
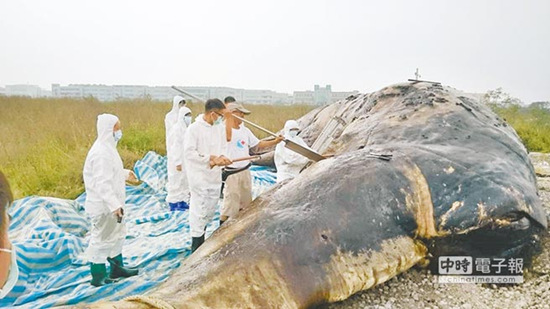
[83,82,547,308]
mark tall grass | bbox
[5,95,546,200]
[492,105,550,152]
[0,96,313,199]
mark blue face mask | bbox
[289,130,298,138]
[113,130,123,142]
[0,245,19,299]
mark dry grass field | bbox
[2,95,548,200]
[0,96,314,199]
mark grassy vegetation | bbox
[492,104,550,153]
[2,95,548,200]
[0,96,314,199]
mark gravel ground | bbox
[326,153,550,309]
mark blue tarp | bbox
[1,151,276,308]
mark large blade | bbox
[232,114,326,162]
[284,139,326,162]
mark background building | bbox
[2,83,356,104]
[50,84,294,104]
[4,84,51,97]
[293,84,358,105]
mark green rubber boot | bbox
[191,234,205,253]
[107,254,139,279]
[90,263,116,287]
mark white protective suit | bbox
[183,114,227,238]
[165,95,185,150]
[83,114,131,264]
[166,107,192,204]
[274,120,310,183]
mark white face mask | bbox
[289,130,298,138]
[113,130,123,142]
[0,246,19,299]
[184,115,192,126]
[213,114,223,126]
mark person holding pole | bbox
[220,103,284,225]
[183,99,232,253]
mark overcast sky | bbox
[0,0,548,103]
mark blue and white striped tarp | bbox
[1,151,277,308]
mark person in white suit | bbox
[165,96,186,206]
[166,107,193,211]
[274,120,310,183]
[183,99,232,253]
[83,114,138,287]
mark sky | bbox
[0,0,548,103]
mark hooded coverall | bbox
[165,96,185,202]
[183,114,227,238]
[166,107,192,206]
[274,120,310,183]
[83,114,131,263]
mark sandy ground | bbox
[326,153,550,309]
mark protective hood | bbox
[172,95,185,112]
[177,107,192,129]
[275,120,309,182]
[283,120,300,137]
[166,96,186,135]
[96,114,119,145]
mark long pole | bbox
[171,85,326,161]
[231,114,279,138]
[171,86,205,102]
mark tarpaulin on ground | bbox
[1,151,276,308]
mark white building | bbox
[293,90,315,105]
[293,85,358,105]
[50,84,293,104]
[5,84,51,97]
[4,83,356,104]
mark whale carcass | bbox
[86,82,548,308]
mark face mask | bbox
[289,130,298,138]
[0,246,19,299]
[213,113,223,126]
[184,115,192,126]
[113,130,123,142]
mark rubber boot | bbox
[168,202,178,211]
[90,263,116,287]
[177,201,189,211]
[107,254,139,279]
[191,234,205,253]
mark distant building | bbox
[50,84,293,104]
[52,84,155,101]
[2,83,357,104]
[5,84,51,97]
[293,90,314,105]
[293,84,358,105]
